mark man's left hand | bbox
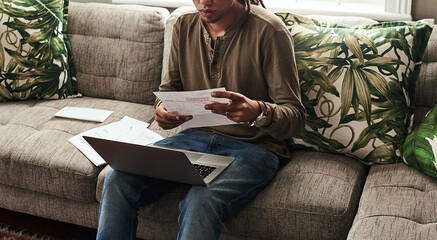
[204,91,260,123]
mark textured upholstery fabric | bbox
[2,2,437,239]
[0,97,155,202]
[220,151,367,240]
[347,163,437,240]
[67,2,169,104]
[349,26,437,239]
[96,150,368,239]
[414,25,437,127]
[0,183,99,229]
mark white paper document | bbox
[154,88,236,129]
[55,106,113,122]
[69,116,164,166]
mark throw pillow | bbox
[0,0,77,101]
[401,104,437,179]
[276,13,433,164]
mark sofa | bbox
[1,2,436,239]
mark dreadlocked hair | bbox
[238,0,266,13]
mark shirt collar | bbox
[200,7,248,42]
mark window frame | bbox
[112,0,412,21]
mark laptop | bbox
[83,136,235,186]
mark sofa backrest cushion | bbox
[161,6,194,82]
[67,2,169,105]
[402,25,437,179]
[401,102,437,179]
[278,13,433,164]
[0,0,77,101]
[413,25,437,127]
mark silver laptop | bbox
[83,136,235,186]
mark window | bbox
[264,0,411,20]
[113,0,412,21]
[266,0,385,12]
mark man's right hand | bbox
[155,103,193,130]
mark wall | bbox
[412,0,437,21]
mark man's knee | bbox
[180,187,226,216]
[102,169,136,196]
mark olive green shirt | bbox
[157,6,306,159]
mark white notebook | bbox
[55,106,113,122]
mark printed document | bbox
[154,88,236,129]
[69,116,164,166]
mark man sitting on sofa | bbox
[97,0,306,239]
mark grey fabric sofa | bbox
[0,2,436,239]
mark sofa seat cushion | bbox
[348,163,437,239]
[97,150,368,239]
[0,97,155,202]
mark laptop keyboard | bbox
[193,164,217,179]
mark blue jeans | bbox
[96,129,279,240]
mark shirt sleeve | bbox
[260,29,306,139]
[154,17,183,109]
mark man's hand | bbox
[155,103,193,130]
[204,91,261,124]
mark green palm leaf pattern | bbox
[402,105,437,179]
[0,0,77,101]
[277,13,432,163]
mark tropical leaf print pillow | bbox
[276,13,433,164]
[401,104,437,179]
[0,0,77,101]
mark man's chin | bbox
[200,15,220,24]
